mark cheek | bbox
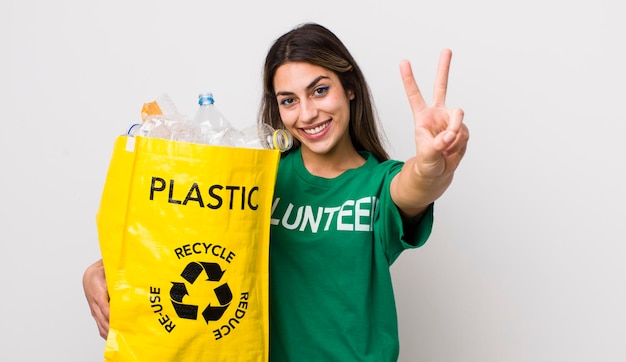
[327,94,350,114]
[278,109,296,128]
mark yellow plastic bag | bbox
[96,135,279,361]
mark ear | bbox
[347,89,355,100]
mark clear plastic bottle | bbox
[129,94,193,142]
[191,92,232,145]
[134,114,192,142]
[127,92,293,151]
[225,123,293,152]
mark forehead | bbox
[273,62,338,92]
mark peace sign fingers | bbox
[400,59,427,115]
[433,49,452,107]
[400,48,453,115]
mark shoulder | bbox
[360,151,404,176]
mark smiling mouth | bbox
[302,121,330,135]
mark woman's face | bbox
[273,62,354,157]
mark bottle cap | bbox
[198,92,214,105]
[272,129,293,152]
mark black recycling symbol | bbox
[170,261,233,324]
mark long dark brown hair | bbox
[259,23,389,162]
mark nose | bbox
[299,98,318,123]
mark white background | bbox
[1,0,625,361]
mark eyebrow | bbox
[275,75,330,97]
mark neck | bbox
[299,141,365,178]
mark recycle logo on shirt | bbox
[169,261,233,324]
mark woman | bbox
[84,23,469,361]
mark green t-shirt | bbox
[269,148,434,361]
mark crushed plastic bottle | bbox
[141,94,179,121]
[129,94,193,142]
[225,123,293,151]
[137,115,193,142]
[126,92,293,152]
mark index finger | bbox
[400,59,427,114]
[433,49,452,107]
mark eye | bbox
[313,86,329,97]
[279,97,295,108]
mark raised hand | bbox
[400,49,468,181]
[391,49,469,216]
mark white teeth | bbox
[303,122,329,135]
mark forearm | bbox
[390,157,453,218]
